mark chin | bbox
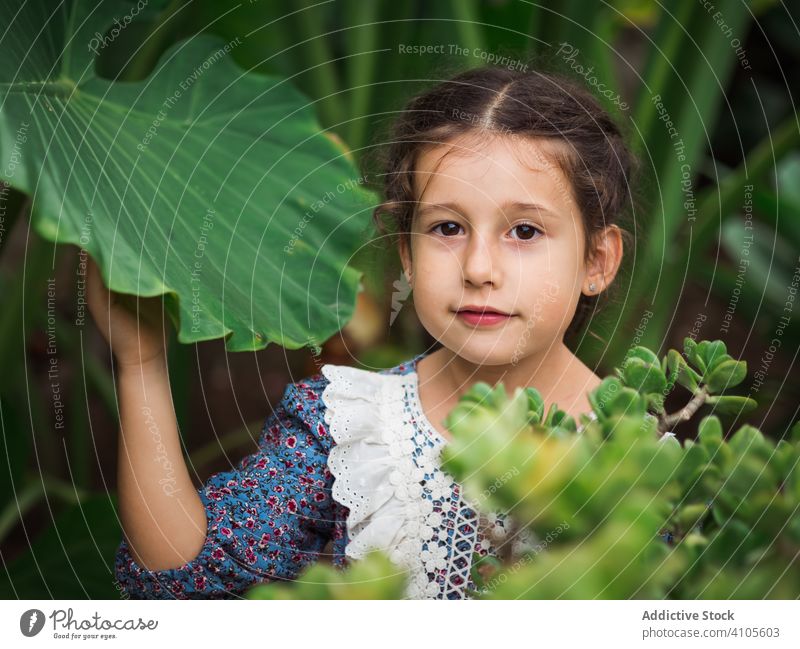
[442,339,519,367]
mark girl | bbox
[88,64,640,600]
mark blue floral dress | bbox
[114,349,674,599]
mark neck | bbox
[431,342,578,402]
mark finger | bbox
[85,256,103,310]
[86,257,119,325]
[88,256,122,306]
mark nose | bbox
[461,229,501,288]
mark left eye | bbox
[510,224,541,241]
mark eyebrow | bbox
[416,200,561,220]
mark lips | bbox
[456,305,511,316]
[455,306,514,327]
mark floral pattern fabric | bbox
[114,370,347,599]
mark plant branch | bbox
[659,386,709,433]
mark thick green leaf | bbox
[607,387,648,417]
[523,387,546,425]
[700,340,729,374]
[677,363,702,393]
[705,395,758,416]
[705,359,747,393]
[727,454,772,495]
[772,440,796,482]
[674,503,709,531]
[248,549,406,600]
[622,356,668,395]
[698,415,723,447]
[546,408,577,432]
[587,376,624,419]
[686,342,707,374]
[625,346,661,367]
[676,441,709,484]
[646,392,666,413]
[0,0,373,351]
[728,424,768,457]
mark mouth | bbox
[454,306,515,327]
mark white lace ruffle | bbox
[321,364,430,565]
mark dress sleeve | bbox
[113,378,335,599]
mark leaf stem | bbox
[659,386,709,433]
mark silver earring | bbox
[588,282,596,293]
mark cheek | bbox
[507,245,561,287]
[538,278,583,334]
[510,263,582,328]
[411,237,461,280]
[409,245,450,307]
[523,241,583,296]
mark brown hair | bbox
[366,63,639,344]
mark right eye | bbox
[430,221,463,237]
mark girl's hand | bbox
[85,256,171,368]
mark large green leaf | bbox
[0,0,373,351]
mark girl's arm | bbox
[86,257,206,570]
[116,353,207,570]
[114,378,337,599]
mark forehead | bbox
[412,132,576,213]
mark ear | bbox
[583,224,623,296]
[398,233,413,285]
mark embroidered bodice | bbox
[322,359,550,599]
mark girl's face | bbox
[399,132,604,367]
